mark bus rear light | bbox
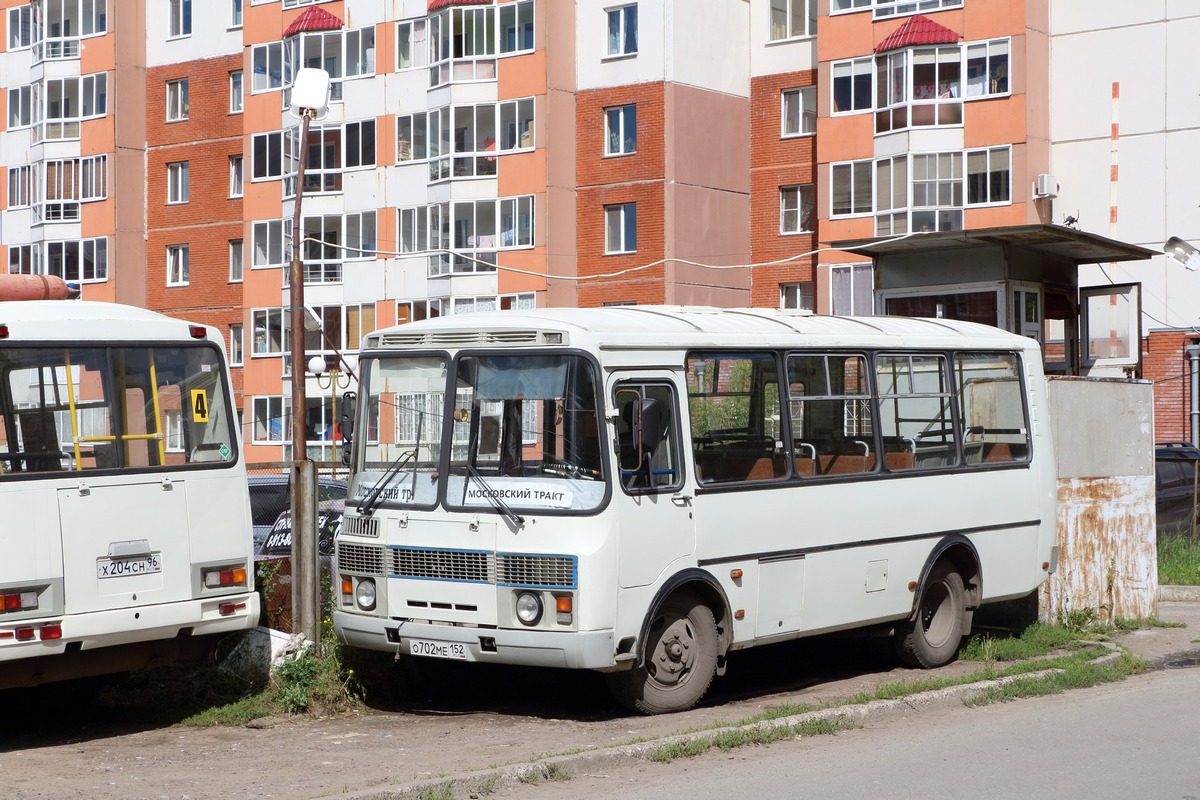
[0,631,13,639]
[39,624,62,640]
[203,567,248,588]
[1,591,37,612]
[189,325,207,339]
[0,324,8,338]
[14,627,34,642]
[219,602,247,616]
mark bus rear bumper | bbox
[334,610,616,670]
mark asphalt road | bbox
[536,666,1200,800]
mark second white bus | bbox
[0,300,259,689]
[333,307,1057,714]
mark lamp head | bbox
[289,68,331,119]
[308,355,327,376]
[1165,237,1200,271]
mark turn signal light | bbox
[1,591,38,613]
[204,567,248,588]
[554,595,572,625]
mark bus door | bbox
[609,375,694,589]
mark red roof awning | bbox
[284,6,343,38]
[428,0,493,10]
[875,14,960,53]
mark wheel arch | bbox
[908,535,982,621]
[636,569,732,673]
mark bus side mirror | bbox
[340,391,356,466]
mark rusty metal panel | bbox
[1041,475,1157,623]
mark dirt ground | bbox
[0,634,984,800]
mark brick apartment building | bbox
[2,0,1199,456]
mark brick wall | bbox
[576,83,666,307]
[1145,329,1198,442]
[749,71,817,308]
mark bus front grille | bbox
[341,515,379,538]
[496,554,577,588]
[385,548,578,589]
[337,543,387,574]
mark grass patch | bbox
[517,763,572,784]
[414,782,455,800]
[1158,533,1200,586]
[960,622,1084,663]
[965,650,1146,706]
[647,717,855,763]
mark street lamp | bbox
[1165,237,1200,271]
[288,68,330,645]
[308,354,351,475]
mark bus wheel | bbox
[895,561,966,669]
[606,592,718,715]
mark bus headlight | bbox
[355,578,377,611]
[515,592,542,626]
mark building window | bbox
[500,98,535,150]
[8,245,35,275]
[167,161,189,204]
[252,308,287,355]
[252,397,287,443]
[605,104,636,156]
[911,152,962,232]
[345,120,376,169]
[8,6,33,50]
[780,282,815,311]
[781,87,815,137]
[966,147,1010,206]
[230,324,244,366]
[39,74,107,141]
[166,79,189,121]
[830,0,871,12]
[399,206,428,253]
[252,42,285,92]
[832,58,872,114]
[8,85,33,129]
[8,166,31,208]
[229,239,244,282]
[831,160,871,217]
[230,0,242,28]
[605,203,637,254]
[780,185,815,234]
[874,0,962,19]
[43,239,107,282]
[252,220,289,268]
[230,71,244,113]
[397,19,428,69]
[397,113,428,162]
[606,4,638,57]
[966,39,1009,97]
[874,154,909,236]
[229,155,244,197]
[500,1,535,54]
[831,264,874,316]
[168,0,191,38]
[167,245,189,286]
[397,299,445,324]
[769,0,815,41]
[252,131,283,180]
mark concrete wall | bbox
[1041,376,1157,623]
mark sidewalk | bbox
[329,599,1200,800]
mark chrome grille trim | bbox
[371,330,548,349]
[337,543,386,574]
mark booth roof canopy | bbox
[830,225,1157,266]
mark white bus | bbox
[0,301,259,689]
[333,307,1057,714]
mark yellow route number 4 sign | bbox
[190,389,210,423]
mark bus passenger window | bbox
[955,352,1030,464]
[787,354,874,476]
[876,353,959,471]
[687,352,786,483]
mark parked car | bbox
[259,496,344,561]
[1154,441,1200,536]
[247,473,347,553]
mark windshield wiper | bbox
[463,462,525,528]
[357,401,425,517]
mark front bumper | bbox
[334,610,615,670]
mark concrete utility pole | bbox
[287,68,331,646]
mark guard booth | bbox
[830,224,1155,379]
[832,224,1161,623]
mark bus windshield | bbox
[353,353,607,513]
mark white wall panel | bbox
[1050,0,1166,35]
[147,0,241,67]
[576,0,666,90]
[668,0,748,95]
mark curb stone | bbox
[331,667,1070,800]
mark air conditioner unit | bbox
[1034,174,1058,199]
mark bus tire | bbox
[894,561,966,669]
[606,591,718,715]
